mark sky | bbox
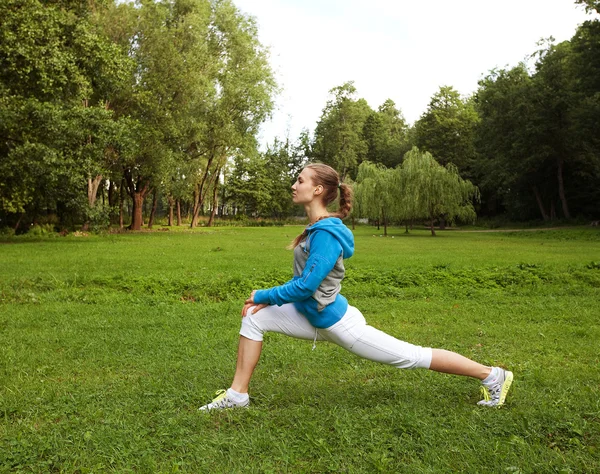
[232,0,593,147]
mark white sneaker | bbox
[199,389,249,411]
[478,369,514,407]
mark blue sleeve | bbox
[253,231,342,306]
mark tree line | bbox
[222,1,600,227]
[305,16,599,224]
[1,0,599,233]
[0,0,276,232]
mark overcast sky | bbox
[232,0,593,147]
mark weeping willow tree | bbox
[401,147,480,236]
[354,149,479,236]
[354,161,400,236]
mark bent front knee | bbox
[240,310,264,342]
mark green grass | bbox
[1,226,599,473]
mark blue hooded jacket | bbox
[253,217,354,328]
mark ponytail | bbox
[330,182,353,220]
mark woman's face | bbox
[291,167,321,205]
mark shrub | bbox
[27,224,57,236]
[0,227,16,237]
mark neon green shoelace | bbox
[211,389,228,403]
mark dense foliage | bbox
[1,1,598,231]
[354,149,479,236]
[307,6,600,224]
[0,0,276,231]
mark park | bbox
[1,0,600,472]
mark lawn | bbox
[1,226,599,473]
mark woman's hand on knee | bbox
[242,290,268,317]
[241,302,269,317]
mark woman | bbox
[200,163,513,410]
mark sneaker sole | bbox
[497,370,514,407]
[199,402,250,411]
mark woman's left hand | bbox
[241,302,268,317]
[241,290,268,317]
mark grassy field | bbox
[1,225,599,473]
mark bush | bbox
[86,205,111,232]
[0,227,16,237]
[37,214,60,227]
[27,224,57,236]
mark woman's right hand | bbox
[241,302,269,317]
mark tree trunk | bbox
[430,212,436,236]
[532,185,549,221]
[119,196,124,230]
[147,190,158,229]
[124,169,150,231]
[194,163,223,228]
[191,189,201,227]
[87,175,103,207]
[14,213,24,232]
[108,180,116,208]
[556,157,571,219]
[207,183,218,227]
[382,208,387,236]
[176,199,182,226]
[82,175,103,231]
[168,196,174,226]
[191,156,214,228]
[131,192,145,230]
[119,178,126,230]
[351,216,355,230]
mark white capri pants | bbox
[240,303,432,370]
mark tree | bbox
[311,82,373,180]
[414,86,479,179]
[103,0,209,230]
[188,0,276,227]
[362,99,409,169]
[225,152,270,216]
[529,40,578,219]
[95,0,276,230]
[0,0,276,231]
[0,0,129,229]
[474,23,600,222]
[162,157,196,226]
[224,136,307,218]
[400,147,479,236]
[568,19,600,216]
[575,0,600,14]
[354,161,400,236]
[473,64,548,219]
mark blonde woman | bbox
[200,163,513,410]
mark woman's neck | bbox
[305,203,329,225]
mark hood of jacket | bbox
[306,217,354,259]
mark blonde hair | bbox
[290,163,353,248]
